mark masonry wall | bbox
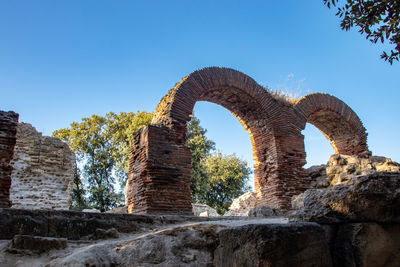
[10,123,75,210]
[0,111,19,208]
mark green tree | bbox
[324,0,400,64]
[185,116,215,203]
[53,115,118,211]
[201,152,251,214]
[69,164,88,211]
[53,111,152,211]
[186,116,251,214]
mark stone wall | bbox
[127,67,371,214]
[0,111,19,208]
[10,123,75,210]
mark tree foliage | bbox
[52,111,152,211]
[201,152,251,214]
[186,116,215,202]
[69,164,87,211]
[324,0,400,64]
[186,116,251,214]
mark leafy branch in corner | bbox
[324,0,400,64]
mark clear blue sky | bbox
[1,1,399,185]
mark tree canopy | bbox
[186,116,251,214]
[324,0,400,64]
[52,111,152,211]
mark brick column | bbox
[127,125,193,214]
[0,111,19,208]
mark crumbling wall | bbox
[0,111,19,208]
[10,123,75,210]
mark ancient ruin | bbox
[10,123,75,210]
[126,67,370,214]
[0,111,19,208]
[0,112,75,210]
[0,68,399,266]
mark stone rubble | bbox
[223,191,260,216]
[192,203,219,217]
[307,154,400,189]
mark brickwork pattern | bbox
[127,67,370,214]
[0,111,19,208]
[10,123,75,210]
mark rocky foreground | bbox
[0,154,399,266]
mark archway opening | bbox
[303,122,334,168]
[189,101,256,214]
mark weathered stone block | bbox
[214,223,332,267]
[10,123,75,210]
[7,235,67,255]
[290,172,400,223]
[324,223,400,267]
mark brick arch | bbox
[151,67,285,193]
[127,67,308,214]
[126,69,371,214]
[295,93,370,157]
[151,67,283,132]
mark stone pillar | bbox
[126,125,193,214]
[0,111,19,208]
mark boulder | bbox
[307,164,329,188]
[307,154,400,189]
[6,235,67,255]
[224,191,260,216]
[214,223,332,267]
[48,223,222,266]
[326,223,400,267]
[192,203,219,217]
[105,206,127,214]
[88,228,119,240]
[248,206,282,217]
[82,208,101,213]
[290,172,400,223]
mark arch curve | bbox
[152,67,283,130]
[295,93,370,157]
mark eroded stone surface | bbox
[224,191,260,216]
[7,235,67,255]
[10,123,75,210]
[326,223,400,267]
[307,154,400,189]
[214,223,332,267]
[248,206,282,217]
[0,209,399,267]
[290,172,400,223]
